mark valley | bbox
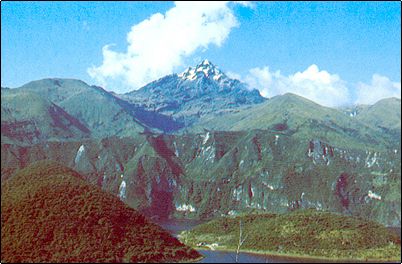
[3,0,402,262]
[1,60,401,263]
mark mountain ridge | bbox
[189,92,399,150]
[2,73,400,151]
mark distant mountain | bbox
[1,88,90,144]
[1,161,201,263]
[190,93,397,150]
[123,60,265,124]
[15,78,184,137]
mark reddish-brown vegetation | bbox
[1,161,201,263]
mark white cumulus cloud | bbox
[88,1,248,93]
[241,64,350,107]
[226,70,243,80]
[355,74,401,105]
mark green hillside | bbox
[18,78,183,137]
[356,97,401,140]
[189,93,397,150]
[1,89,90,144]
[180,210,401,262]
[1,161,201,263]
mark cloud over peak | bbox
[87,1,400,106]
[238,64,401,107]
[355,74,401,105]
[88,1,248,93]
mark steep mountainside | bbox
[16,78,183,137]
[123,60,265,125]
[2,131,400,227]
[1,88,90,145]
[1,161,201,263]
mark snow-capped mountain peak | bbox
[178,60,226,82]
[200,59,211,66]
[124,58,265,118]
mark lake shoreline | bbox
[179,255,205,263]
[158,217,401,263]
[191,246,401,263]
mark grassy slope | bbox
[17,78,184,136]
[356,98,401,134]
[189,93,395,150]
[180,210,401,262]
[1,161,201,263]
[18,78,146,138]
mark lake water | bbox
[153,218,355,263]
[196,249,298,263]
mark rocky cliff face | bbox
[2,130,400,227]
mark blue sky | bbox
[1,1,401,106]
